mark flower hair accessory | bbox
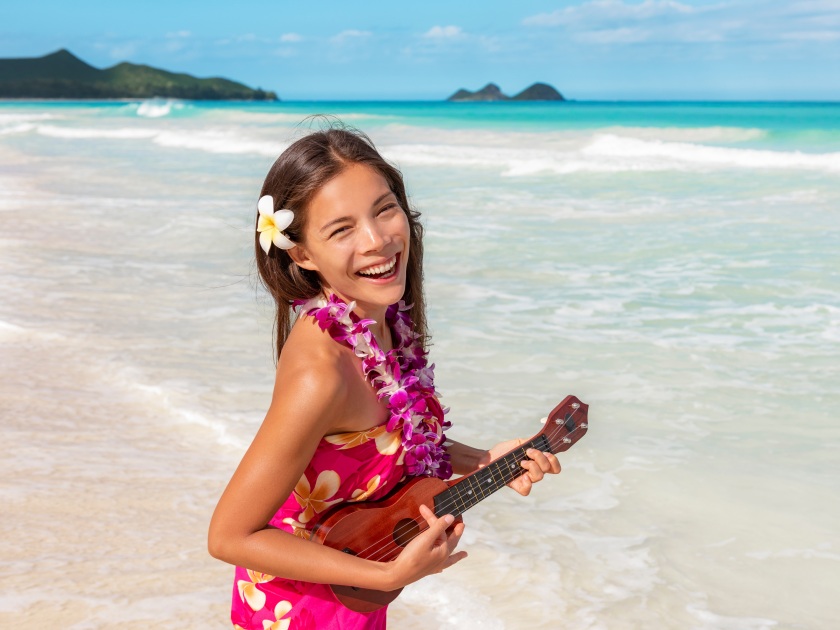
[257,194,295,253]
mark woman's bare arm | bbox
[208,337,466,591]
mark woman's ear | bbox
[288,244,319,273]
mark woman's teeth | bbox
[358,256,396,277]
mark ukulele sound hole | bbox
[392,517,421,547]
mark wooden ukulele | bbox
[310,394,589,612]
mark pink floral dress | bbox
[230,297,451,629]
[230,422,406,630]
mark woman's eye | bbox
[330,226,350,238]
[379,203,398,215]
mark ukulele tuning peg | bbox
[571,403,580,410]
[539,417,548,424]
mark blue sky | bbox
[3,0,839,100]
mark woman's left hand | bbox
[479,439,561,496]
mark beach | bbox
[1,100,839,628]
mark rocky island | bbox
[0,49,278,100]
[447,82,565,102]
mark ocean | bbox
[0,99,838,629]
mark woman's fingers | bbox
[524,448,561,475]
[388,504,469,589]
[506,448,562,495]
[418,503,450,530]
[417,504,460,550]
[511,474,533,496]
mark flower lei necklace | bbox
[295,293,452,480]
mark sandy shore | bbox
[0,321,452,628]
[0,327,235,627]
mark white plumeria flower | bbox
[257,195,295,253]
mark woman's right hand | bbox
[385,504,467,590]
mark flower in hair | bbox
[257,195,295,253]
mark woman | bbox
[208,125,560,629]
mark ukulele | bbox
[310,394,589,612]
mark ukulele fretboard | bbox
[433,434,551,518]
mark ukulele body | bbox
[310,394,589,613]
[310,475,449,612]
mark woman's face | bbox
[291,162,410,318]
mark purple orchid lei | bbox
[295,293,452,480]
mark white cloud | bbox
[423,25,463,39]
[331,29,372,44]
[523,0,698,27]
[280,33,303,43]
[166,30,192,39]
[107,43,138,60]
[519,0,752,45]
[577,27,652,43]
[780,30,840,41]
[274,47,299,57]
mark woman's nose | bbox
[361,220,389,251]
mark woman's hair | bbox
[255,123,427,359]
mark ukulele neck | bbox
[433,434,552,518]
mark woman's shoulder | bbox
[260,315,358,439]
[275,314,357,392]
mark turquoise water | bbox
[1,99,838,628]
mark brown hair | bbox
[255,123,427,359]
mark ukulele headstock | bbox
[538,395,589,454]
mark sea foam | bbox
[583,133,840,172]
[135,98,186,118]
[384,135,840,175]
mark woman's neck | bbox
[359,308,391,352]
[322,289,391,349]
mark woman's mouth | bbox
[357,254,398,280]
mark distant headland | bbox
[0,49,278,101]
[447,82,565,102]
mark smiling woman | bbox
[207,123,560,629]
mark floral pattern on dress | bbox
[325,424,401,455]
[231,297,449,629]
[261,601,292,630]
[237,570,276,611]
[292,469,342,524]
[350,475,381,502]
[231,421,418,629]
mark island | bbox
[0,49,278,100]
[447,82,565,102]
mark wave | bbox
[152,129,284,155]
[35,124,159,139]
[0,112,60,123]
[598,125,766,143]
[135,98,187,118]
[582,133,840,172]
[0,319,26,341]
[27,124,284,155]
[12,119,840,173]
[0,123,34,136]
[383,134,840,175]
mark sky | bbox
[3,0,840,100]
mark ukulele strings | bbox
[362,420,585,563]
[353,406,586,563]
[356,408,585,562]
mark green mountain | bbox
[447,81,565,102]
[511,82,564,101]
[0,49,278,100]
[447,83,510,102]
